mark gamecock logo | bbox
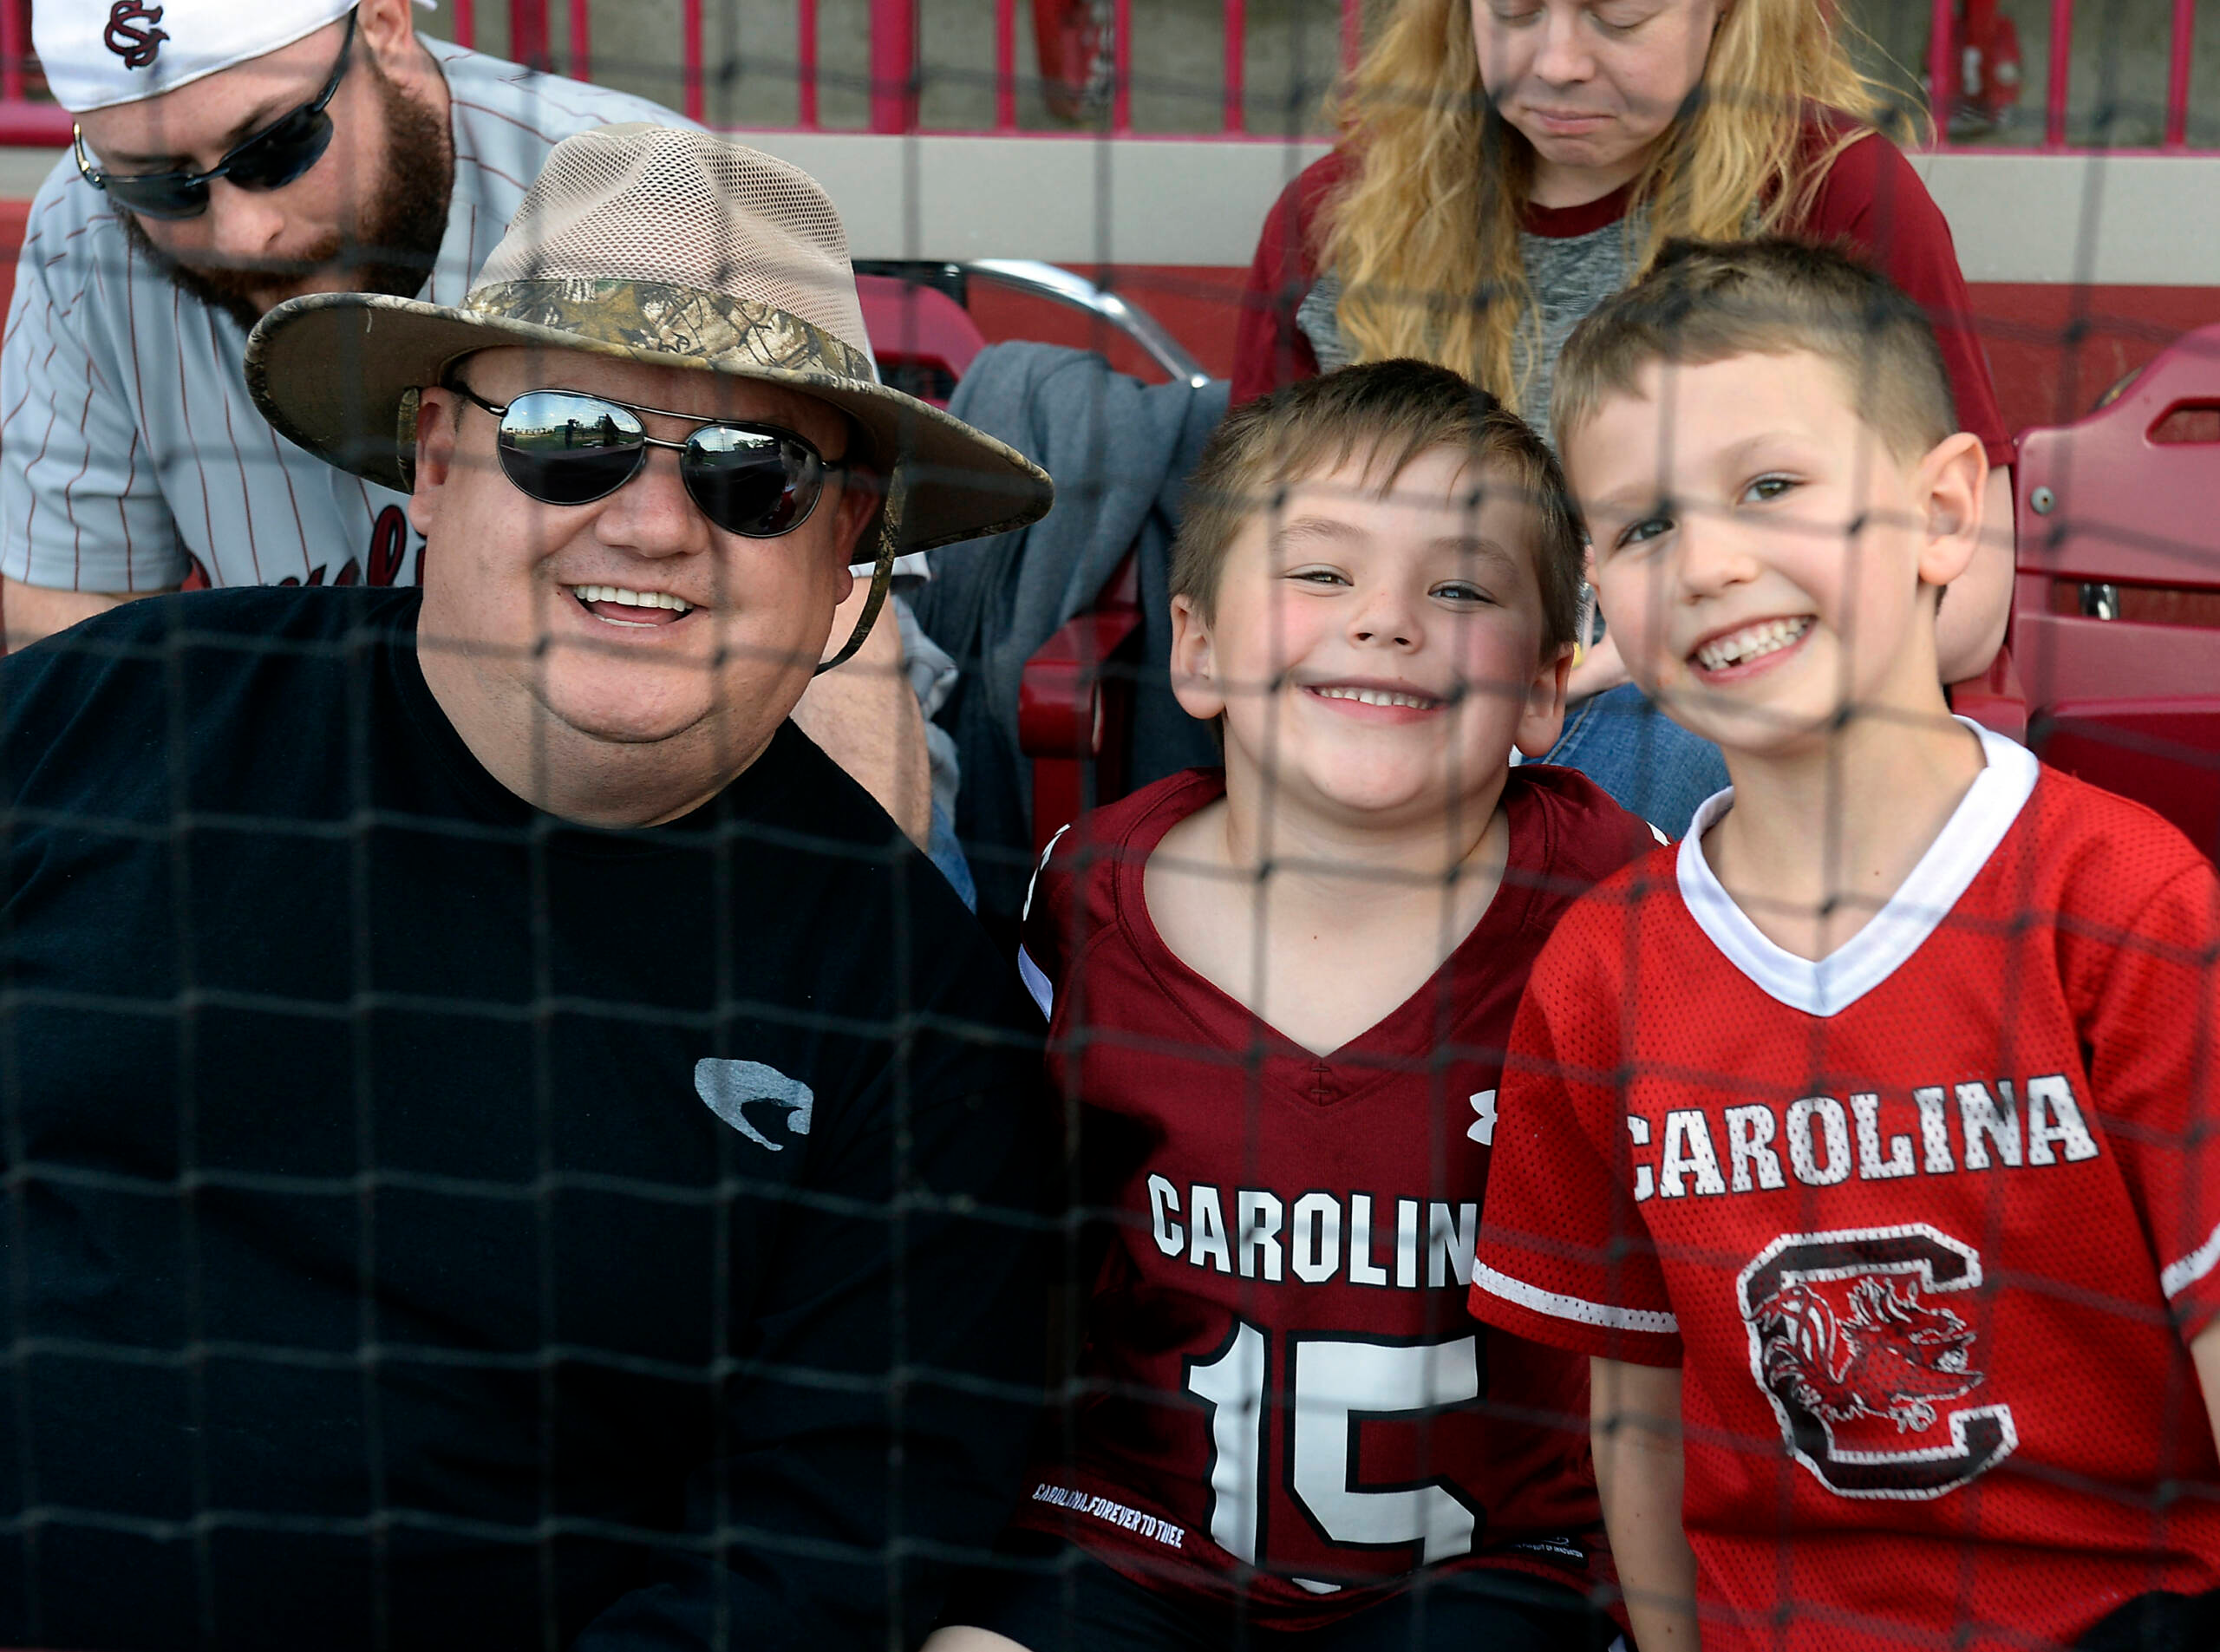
[1737,1224,2017,1500]
[1756,1275,1980,1433]
[103,2,168,70]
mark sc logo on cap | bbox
[104,2,168,69]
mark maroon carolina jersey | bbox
[1008,764,1659,1625]
[1472,732,2220,1650]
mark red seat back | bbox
[854,273,985,408]
[2013,322,2220,855]
[1019,552,1145,853]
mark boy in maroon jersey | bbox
[1467,238,2220,1652]
[926,360,1658,1652]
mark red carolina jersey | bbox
[1470,728,2220,1651]
[1009,764,1658,1625]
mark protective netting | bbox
[2,2,2218,1651]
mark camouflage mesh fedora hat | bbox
[245,122,1054,561]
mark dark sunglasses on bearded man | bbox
[73,9,356,221]
[444,375,870,540]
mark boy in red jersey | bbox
[1467,238,2220,1652]
[926,361,1659,1651]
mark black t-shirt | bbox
[0,589,1049,1650]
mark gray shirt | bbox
[1296,210,1643,433]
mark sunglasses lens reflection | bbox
[497,392,648,506]
[489,392,826,537]
[684,427,812,538]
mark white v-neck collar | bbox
[1676,720,2039,1018]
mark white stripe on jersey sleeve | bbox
[1022,822,1072,924]
[1014,826,1071,1020]
[2162,1217,2220,1302]
[1015,946,1054,1020]
[1471,1260,1680,1336]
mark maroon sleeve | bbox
[1796,128,2014,470]
[1230,153,1349,407]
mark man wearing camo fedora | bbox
[249,118,1051,829]
[0,124,1054,1649]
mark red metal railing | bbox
[0,0,22,107]
[1928,0,2200,150]
[2047,0,2074,147]
[2164,0,2197,148]
[0,0,2202,148]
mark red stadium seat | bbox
[1018,550,1146,852]
[852,270,1152,857]
[854,272,985,407]
[2012,323,2220,857]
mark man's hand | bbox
[1593,1355,1701,1649]
[2,578,166,652]
[790,581,934,851]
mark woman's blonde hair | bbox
[1320,0,1910,415]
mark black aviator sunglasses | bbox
[74,10,357,221]
[447,378,858,540]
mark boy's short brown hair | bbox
[1551,237,1959,464]
[1171,359,1586,656]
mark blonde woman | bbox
[1233,0,2014,832]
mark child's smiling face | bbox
[1170,445,1569,829]
[1566,349,1985,761]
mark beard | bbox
[121,56,455,334]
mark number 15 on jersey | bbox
[1185,1321,1486,1582]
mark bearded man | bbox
[1,0,939,846]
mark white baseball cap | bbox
[36,1,433,115]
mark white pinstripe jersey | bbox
[0,42,689,595]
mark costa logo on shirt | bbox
[103,1,168,69]
[695,1058,813,1152]
[1737,1224,2018,1501]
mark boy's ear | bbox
[1168,591,1227,723]
[1913,430,1988,591]
[1514,640,1575,761]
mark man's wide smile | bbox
[566,583,697,627]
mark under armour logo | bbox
[103,2,168,70]
[695,1059,813,1152]
[1468,1089,1498,1146]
